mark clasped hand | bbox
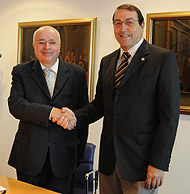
[51,107,76,130]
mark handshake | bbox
[51,107,76,130]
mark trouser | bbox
[99,164,158,194]
[17,150,74,194]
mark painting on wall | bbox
[146,11,190,114]
[17,18,97,101]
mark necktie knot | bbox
[43,68,51,77]
[122,52,131,61]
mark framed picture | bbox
[146,11,190,114]
[17,18,97,101]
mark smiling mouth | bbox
[42,52,52,55]
[120,33,130,38]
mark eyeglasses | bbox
[113,18,139,27]
[35,40,58,47]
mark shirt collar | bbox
[120,37,144,60]
[40,58,59,74]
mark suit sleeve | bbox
[75,68,89,160]
[150,50,180,171]
[75,60,105,128]
[8,66,52,127]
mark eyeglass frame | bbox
[113,18,139,27]
[34,40,59,47]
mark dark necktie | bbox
[114,52,131,93]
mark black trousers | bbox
[17,150,74,194]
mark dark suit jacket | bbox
[8,59,88,177]
[75,40,180,181]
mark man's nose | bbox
[121,22,129,31]
[44,42,51,48]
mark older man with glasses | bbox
[8,26,88,194]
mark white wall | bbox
[0,0,190,193]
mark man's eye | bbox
[49,41,56,45]
[114,21,121,25]
[38,42,45,45]
[126,21,134,25]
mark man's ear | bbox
[141,21,145,29]
[32,42,35,50]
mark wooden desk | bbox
[0,175,60,194]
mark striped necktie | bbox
[43,68,52,96]
[114,52,131,93]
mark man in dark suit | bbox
[8,26,88,194]
[56,4,180,194]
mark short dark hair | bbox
[112,4,144,26]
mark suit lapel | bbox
[52,60,69,99]
[31,59,69,100]
[31,60,51,99]
[119,40,150,89]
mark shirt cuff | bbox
[49,107,54,120]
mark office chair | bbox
[74,142,98,194]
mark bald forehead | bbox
[33,26,61,42]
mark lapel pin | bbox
[141,57,145,61]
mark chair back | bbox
[74,143,96,194]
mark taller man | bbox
[57,4,180,194]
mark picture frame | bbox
[146,12,190,114]
[17,18,97,102]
